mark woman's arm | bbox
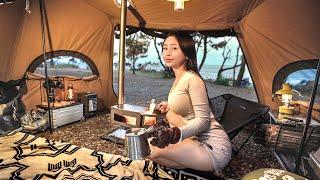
[179,75,211,140]
[166,110,186,127]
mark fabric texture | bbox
[242,168,307,180]
[168,71,232,172]
[0,131,209,179]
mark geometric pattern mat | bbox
[0,131,206,179]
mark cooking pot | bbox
[125,128,151,160]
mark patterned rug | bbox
[0,131,208,180]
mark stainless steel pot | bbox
[125,128,151,160]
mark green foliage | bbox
[161,70,174,79]
[135,70,164,79]
[211,40,228,50]
[125,32,150,74]
[125,33,150,61]
[55,63,79,69]
[214,75,232,86]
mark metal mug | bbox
[125,128,151,160]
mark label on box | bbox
[89,99,93,111]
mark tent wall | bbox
[236,0,320,109]
[0,2,25,80]
[1,0,117,111]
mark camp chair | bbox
[210,94,270,153]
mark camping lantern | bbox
[66,83,75,102]
[275,83,294,115]
[168,0,189,11]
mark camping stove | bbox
[111,104,149,127]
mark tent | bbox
[1,0,320,179]
[1,0,319,111]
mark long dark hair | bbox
[165,32,199,74]
[163,32,214,112]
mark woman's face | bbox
[162,36,186,69]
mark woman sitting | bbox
[148,32,232,174]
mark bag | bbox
[0,79,26,135]
[0,99,21,135]
[21,109,49,133]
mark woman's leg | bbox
[149,138,214,171]
[152,157,186,169]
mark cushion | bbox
[242,168,307,180]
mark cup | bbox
[125,128,150,160]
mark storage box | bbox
[51,103,84,128]
[77,92,97,118]
[111,104,147,127]
[264,123,320,153]
[291,100,320,123]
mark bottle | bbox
[66,83,75,102]
[149,99,156,114]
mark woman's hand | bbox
[156,101,170,113]
[148,126,181,148]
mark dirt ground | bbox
[40,72,281,179]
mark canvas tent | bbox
[0,0,319,111]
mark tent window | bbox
[113,30,258,106]
[272,59,318,100]
[27,50,99,78]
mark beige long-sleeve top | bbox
[168,71,214,140]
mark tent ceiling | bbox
[86,0,264,31]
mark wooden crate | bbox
[264,123,320,153]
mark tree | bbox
[234,55,246,87]
[193,33,212,71]
[69,57,79,68]
[211,38,246,86]
[212,38,231,79]
[126,32,150,75]
[153,37,173,77]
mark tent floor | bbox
[38,112,282,179]
[274,150,314,178]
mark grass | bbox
[135,70,169,78]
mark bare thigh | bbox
[149,138,214,171]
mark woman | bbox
[148,32,232,173]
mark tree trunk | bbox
[132,59,136,75]
[232,46,240,85]
[50,59,54,68]
[154,37,172,76]
[154,37,165,69]
[216,48,230,80]
[198,35,208,71]
[234,56,246,87]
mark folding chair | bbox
[210,94,270,153]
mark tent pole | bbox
[118,0,127,107]
[39,0,53,133]
[295,59,320,173]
